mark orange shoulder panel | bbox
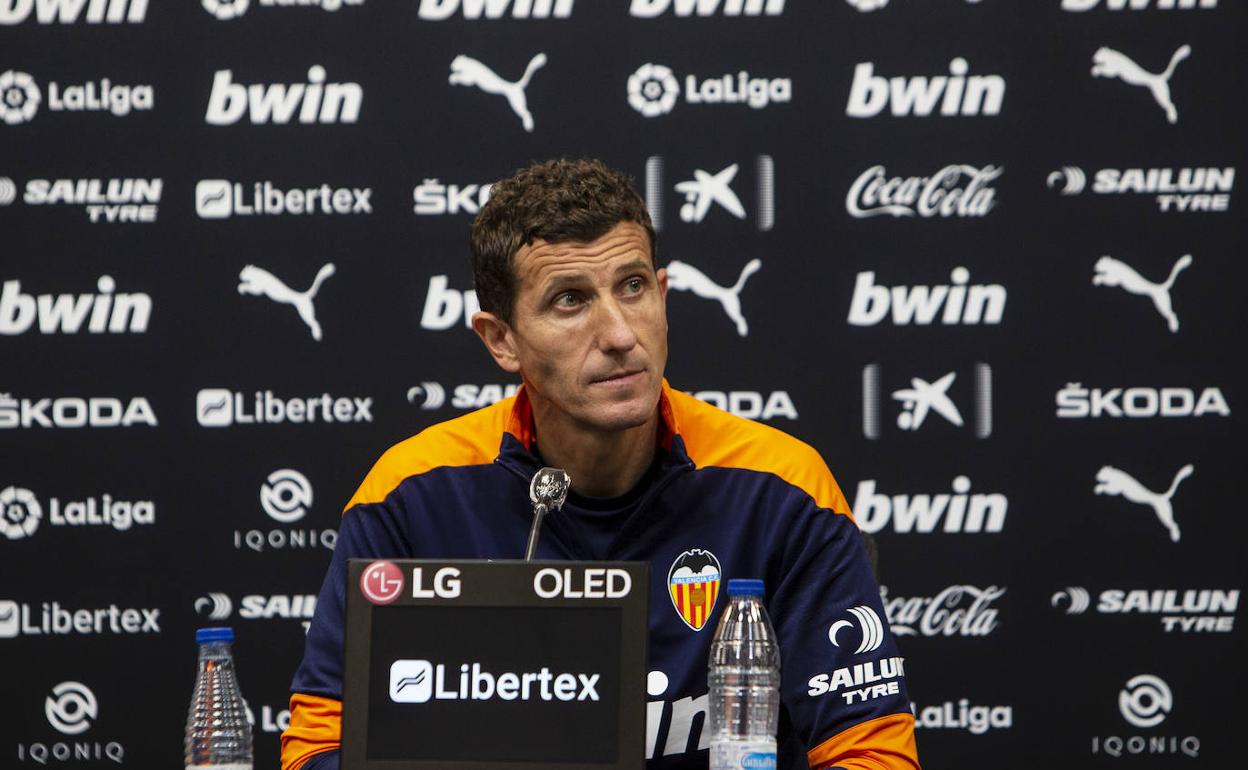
[665,386,852,516]
[344,396,516,511]
[807,712,921,769]
[280,693,342,770]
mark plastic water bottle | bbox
[185,627,253,770]
[709,579,780,770]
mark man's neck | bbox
[529,407,660,499]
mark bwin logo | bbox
[666,259,761,337]
[449,53,546,132]
[1051,587,1092,615]
[853,476,1008,534]
[238,263,335,341]
[195,592,234,620]
[417,0,574,19]
[1095,464,1193,543]
[1047,166,1087,195]
[847,58,1005,117]
[0,276,151,335]
[1093,253,1191,333]
[630,0,786,16]
[848,268,1006,326]
[1091,44,1190,124]
[828,605,885,654]
[205,66,362,125]
[0,0,148,24]
[420,276,480,330]
[406,382,446,410]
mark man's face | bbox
[491,221,668,435]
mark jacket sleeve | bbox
[280,496,412,770]
[768,483,920,769]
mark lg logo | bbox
[361,560,404,605]
[260,469,312,523]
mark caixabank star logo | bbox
[667,549,721,631]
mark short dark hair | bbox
[470,158,656,324]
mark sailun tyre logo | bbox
[46,681,97,735]
[1048,166,1087,195]
[195,593,233,620]
[829,605,886,653]
[0,176,16,205]
[0,485,41,540]
[202,0,249,18]
[0,70,41,125]
[407,382,446,410]
[628,63,679,117]
[260,469,312,523]
[1051,587,1091,615]
[1119,675,1172,728]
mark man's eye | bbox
[554,292,582,308]
[624,278,645,294]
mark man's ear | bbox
[471,311,521,374]
[656,266,668,302]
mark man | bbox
[281,159,920,770]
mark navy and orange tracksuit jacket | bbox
[282,382,920,770]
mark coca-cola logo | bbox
[881,585,1004,637]
[847,164,1001,218]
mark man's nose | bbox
[593,296,639,353]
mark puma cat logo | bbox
[238,263,336,341]
[666,259,761,337]
[1091,44,1191,124]
[1093,254,1191,333]
[1095,464,1193,543]
[449,53,547,132]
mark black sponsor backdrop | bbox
[1,1,1245,768]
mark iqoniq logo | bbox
[1091,45,1190,124]
[45,681,98,735]
[261,469,313,523]
[449,53,546,132]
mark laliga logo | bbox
[0,70,40,125]
[1119,675,1171,728]
[260,469,312,523]
[46,681,97,735]
[628,63,679,117]
[0,485,41,540]
[828,605,885,653]
[361,560,404,605]
[202,0,248,18]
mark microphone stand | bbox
[524,467,570,560]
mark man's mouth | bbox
[590,370,644,386]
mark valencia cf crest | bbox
[668,549,722,631]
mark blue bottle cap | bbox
[727,579,765,597]
[196,627,234,644]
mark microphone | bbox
[524,467,570,560]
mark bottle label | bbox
[710,740,777,770]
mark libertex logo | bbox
[205,65,362,125]
[389,659,601,704]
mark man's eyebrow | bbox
[613,259,652,275]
